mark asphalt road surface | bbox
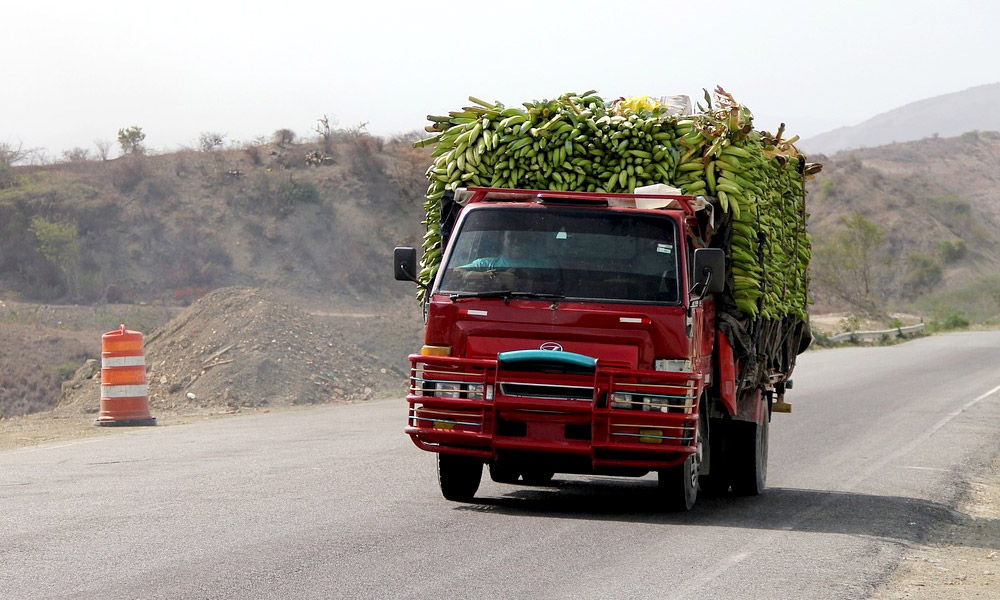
[3,331,1000,599]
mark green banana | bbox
[414,89,816,316]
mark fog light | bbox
[638,429,663,444]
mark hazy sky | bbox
[5,0,998,159]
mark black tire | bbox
[659,454,698,511]
[437,453,483,502]
[731,416,768,496]
[699,417,730,496]
[660,407,706,510]
[488,461,521,484]
[520,468,555,486]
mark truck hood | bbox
[466,334,639,368]
[427,297,690,369]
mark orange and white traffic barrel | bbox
[95,324,156,426]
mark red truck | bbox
[394,186,809,510]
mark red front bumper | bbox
[405,354,703,471]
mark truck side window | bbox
[686,236,696,296]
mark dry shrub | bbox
[113,156,147,192]
[348,134,385,176]
[244,144,263,165]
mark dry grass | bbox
[0,322,94,417]
[0,301,179,417]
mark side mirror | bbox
[692,248,725,296]
[393,247,419,282]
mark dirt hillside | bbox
[54,286,406,418]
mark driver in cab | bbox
[457,230,552,271]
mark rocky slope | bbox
[54,287,408,418]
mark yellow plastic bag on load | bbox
[620,95,659,113]
[614,95,693,116]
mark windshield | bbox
[437,207,680,303]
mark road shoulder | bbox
[871,455,1000,598]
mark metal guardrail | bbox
[825,323,925,343]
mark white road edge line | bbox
[848,381,1000,489]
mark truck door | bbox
[685,233,716,376]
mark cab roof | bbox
[455,186,704,216]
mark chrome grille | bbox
[499,381,593,400]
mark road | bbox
[2,331,999,599]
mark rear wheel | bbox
[731,415,768,496]
[488,461,521,484]
[699,417,730,496]
[437,453,483,502]
[520,468,555,486]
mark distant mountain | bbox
[801,82,1000,155]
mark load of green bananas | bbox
[413,87,820,322]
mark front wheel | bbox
[659,409,705,510]
[437,453,483,502]
[658,454,698,511]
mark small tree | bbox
[0,140,35,188]
[117,126,146,156]
[813,211,887,313]
[94,139,113,161]
[273,128,296,147]
[198,131,226,152]
[61,147,91,163]
[937,239,967,263]
[29,217,82,299]
[314,114,337,153]
[1,140,31,167]
[904,252,942,292]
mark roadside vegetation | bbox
[807,133,1000,336]
[0,121,429,305]
[2,125,999,417]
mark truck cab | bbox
[394,187,763,511]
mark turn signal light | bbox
[420,345,452,357]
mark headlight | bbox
[411,362,489,400]
[611,393,672,412]
[642,396,671,412]
[433,381,485,400]
[435,381,463,398]
[611,393,636,409]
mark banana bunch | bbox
[413,88,818,323]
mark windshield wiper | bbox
[448,290,565,301]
